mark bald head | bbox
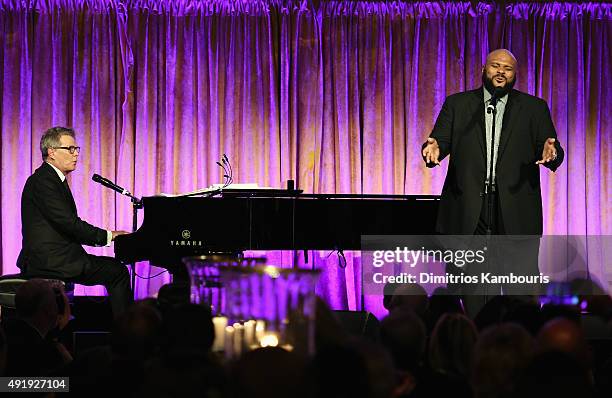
[486,49,517,68]
[482,48,517,94]
[537,317,590,367]
[388,283,428,315]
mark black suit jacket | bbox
[17,162,107,278]
[427,88,564,235]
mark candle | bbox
[243,320,256,347]
[233,323,244,356]
[255,320,266,343]
[212,316,227,352]
[225,326,235,359]
[260,332,279,347]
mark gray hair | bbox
[40,126,75,160]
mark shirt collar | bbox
[483,87,508,106]
[46,161,66,182]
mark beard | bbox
[482,70,515,97]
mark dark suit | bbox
[17,162,131,315]
[426,88,564,311]
[428,88,564,235]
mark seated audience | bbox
[537,317,591,371]
[311,338,396,398]
[423,287,464,333]
[230,347,309,398]
[3,285,611,398]
[0,328,6,375]
[384,283,428,318]
[380,308,472,398]
[314,297,350,351]
[515,351,595,398]
[428,313,477,380]
[501,300,542,336]
[471,323,534,398]
[135,303,226,398]
[68,301,162,395]
[1,279,69,376]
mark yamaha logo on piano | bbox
[170,229,202,247]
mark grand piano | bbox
[114,191,440,276]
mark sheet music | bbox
[157,183,270,197]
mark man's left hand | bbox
[536,138,558,165]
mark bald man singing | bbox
[422,50,564,311]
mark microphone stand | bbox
[129,194,143,297]
[486,101,497,237]
[93,174,143,298]
[485,99,498,303]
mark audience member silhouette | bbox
[230,347,309,398]
[311,339,396,398]
[136,303,225,398]
[1,279,68,375]
[516,351,595,398]
[385,283,428,318]
[471,323,534,398]
[429,313,477,380]
[0,327,6,375]
[423,287,464,333]
[537,317,591,370]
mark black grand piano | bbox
[114,191,440,276]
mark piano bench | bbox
[0,273,74,311]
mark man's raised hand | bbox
[536,138,558,165]
[422,137,440,166]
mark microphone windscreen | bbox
[92,174,102,182]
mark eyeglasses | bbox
[53,146,81,154]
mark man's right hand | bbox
[422,137,440,166]
[111,230,130,241]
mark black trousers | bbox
[449,191,541,317]
[67,255,133,316]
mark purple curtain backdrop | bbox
[1,1,610,318]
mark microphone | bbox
[220,154,233,185]
[92,174,131,196]
[486,87,505,114]
[215,158,232,187]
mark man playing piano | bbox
[17,127,132,316]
